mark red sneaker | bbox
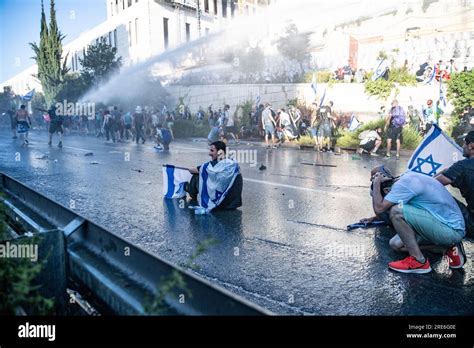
[388,256,431,274]
[446,243,466,269]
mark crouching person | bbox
[155,124,172,150]
[371,168,466,273]
[186,141,243,210]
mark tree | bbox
[276,24,312,75]
[447,70,474,115]
[55,73,89,103]
[30,0,69,105]
[79,39,122,86]
[0,87,16,112]
[235,45,265,76]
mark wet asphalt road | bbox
[1,128,473,315]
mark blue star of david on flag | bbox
[411,154,442,176]
[407,124,463,177]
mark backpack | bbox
[391,106,405,127]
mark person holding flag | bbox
[184,141,243,211]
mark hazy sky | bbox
[0,0,107,83]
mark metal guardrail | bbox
[0,172,271,315]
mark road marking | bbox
[172,145,208,153]
[62,145,94,152]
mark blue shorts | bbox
[318,122,332,138]
[402,204,465,246]
[310,127,318,137]
[264,124,274,136]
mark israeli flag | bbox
[407,124,463,177]
[311,71,317,95]
[348,113,360,131]
[162,165,192,199]
[22,89,35,101]
[198,159,240,211]
[371,59,389,81]
[439,79,447,107]
[424,65,436,85]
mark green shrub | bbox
[296,135,315,146]
[0,200,54,315]
[364,67,417,100]
[390,67,417,86]
[173,119,210,138]
[364,79,395,101]
[401,125,423,150]
[335,119,422,150]
[303,71,333,83]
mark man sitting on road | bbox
[435,131,474,242]
[371,167,466,273]
[185,141,243,210]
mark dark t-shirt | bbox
[443,158,474,217]
[318,106,331,125]
[48,108,62,124]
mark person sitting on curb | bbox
[358,127,382,156]
[371,167,466,273]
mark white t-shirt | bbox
[226,111,234,127]
[279,112,291,127]
[360,130,379,145]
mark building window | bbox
[128,0,132,7]
[128,21,132,46]
[75,53,79,70]
[135,18,139,44]
[163,18,169,49]
[110,1,113,16]
[83,47,86,58]
[204,0,209,13]
[114,29,118,48]
[72,56,75,71]
[109,31,112,45]
[122,0,125,10]
[115,0,118,14]
[222,0,227,17]
[185,23,190,42]
[213,0,218,14]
